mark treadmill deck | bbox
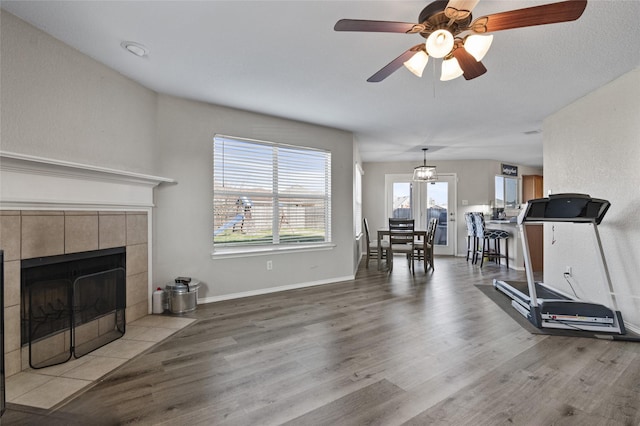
[494,280,570,305]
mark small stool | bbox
[472,212,510,268]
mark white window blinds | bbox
[213,135,331,247]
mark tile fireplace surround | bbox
[0,151,175,380]
[1,209,149,377]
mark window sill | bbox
[211,243,336,260]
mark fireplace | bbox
[1,152,169,378]
[21,247,126,368]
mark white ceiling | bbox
[3,1,639,167]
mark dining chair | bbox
[411,222,427,272]
[387,218,415,273]
[363,217,387,268]
[415,217,438,272]
[422,217,438,271]
[413,231,425,269]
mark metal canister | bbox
[165,281,200,314]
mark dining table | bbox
[377,228,428,270]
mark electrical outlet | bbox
[565,266,572,276]
[266,260,273,271]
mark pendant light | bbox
[413,148,438,182]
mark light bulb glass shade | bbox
[403,51,429,77]
[463,34,493,62]
[440,57,464,81]
[413,165,438,182]
[425,29,454,58]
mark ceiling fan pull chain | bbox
[432,59,437,99]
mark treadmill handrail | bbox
[518,217,599,224]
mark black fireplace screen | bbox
[21,247,126,369]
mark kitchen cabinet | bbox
[522,174,543,202]
[525,224,544,273]
[522,175,544,273]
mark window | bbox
[213,135,331,249]
[392,182,413,219]
[384,174,414,220]
[495,175,519,210]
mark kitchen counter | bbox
[486,219,543,272]
[486,219,523,271]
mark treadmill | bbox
[493,193,626,334]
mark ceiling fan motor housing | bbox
[418,0,472,39]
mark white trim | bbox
[197,274,355,304]
[212,242,336,259]
[1,151,175,208]
[626,323,640,335]
[0,151,175,186]
[0,201,155,210]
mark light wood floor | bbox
[4,257,640,425]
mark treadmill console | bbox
[519,193,610,225]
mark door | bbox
[385,173,457,256]
[419,174,457,255]
[385,174,414,220]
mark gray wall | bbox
[154,95,356,299]
[362,160,542,257]
[0,11,158,175]
[1,10,357,300]
[543,68,640,331]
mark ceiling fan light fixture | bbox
[425,29,454,59]
[440,57,464,81]
[413,148,438,182]
[403,51,429,77]
[463,34,493,62]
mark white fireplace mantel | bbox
[0,151,175,209]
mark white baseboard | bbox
[625,323,640,335]
[197,274,355,304]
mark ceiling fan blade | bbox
[452,47,487,80]
[334,19,424,34]
[470,0,587,33]
[367,45,425,83]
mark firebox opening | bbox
[21,247,126,368]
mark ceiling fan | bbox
[334,0,587,82]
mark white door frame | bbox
[384,173,457,255]
[415,173,457,256]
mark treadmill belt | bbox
[507,281,570,300]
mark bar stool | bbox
[472,212,510,268]
[464,212,476,262]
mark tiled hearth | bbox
[1,209,150,378]
[6,314,195,409]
